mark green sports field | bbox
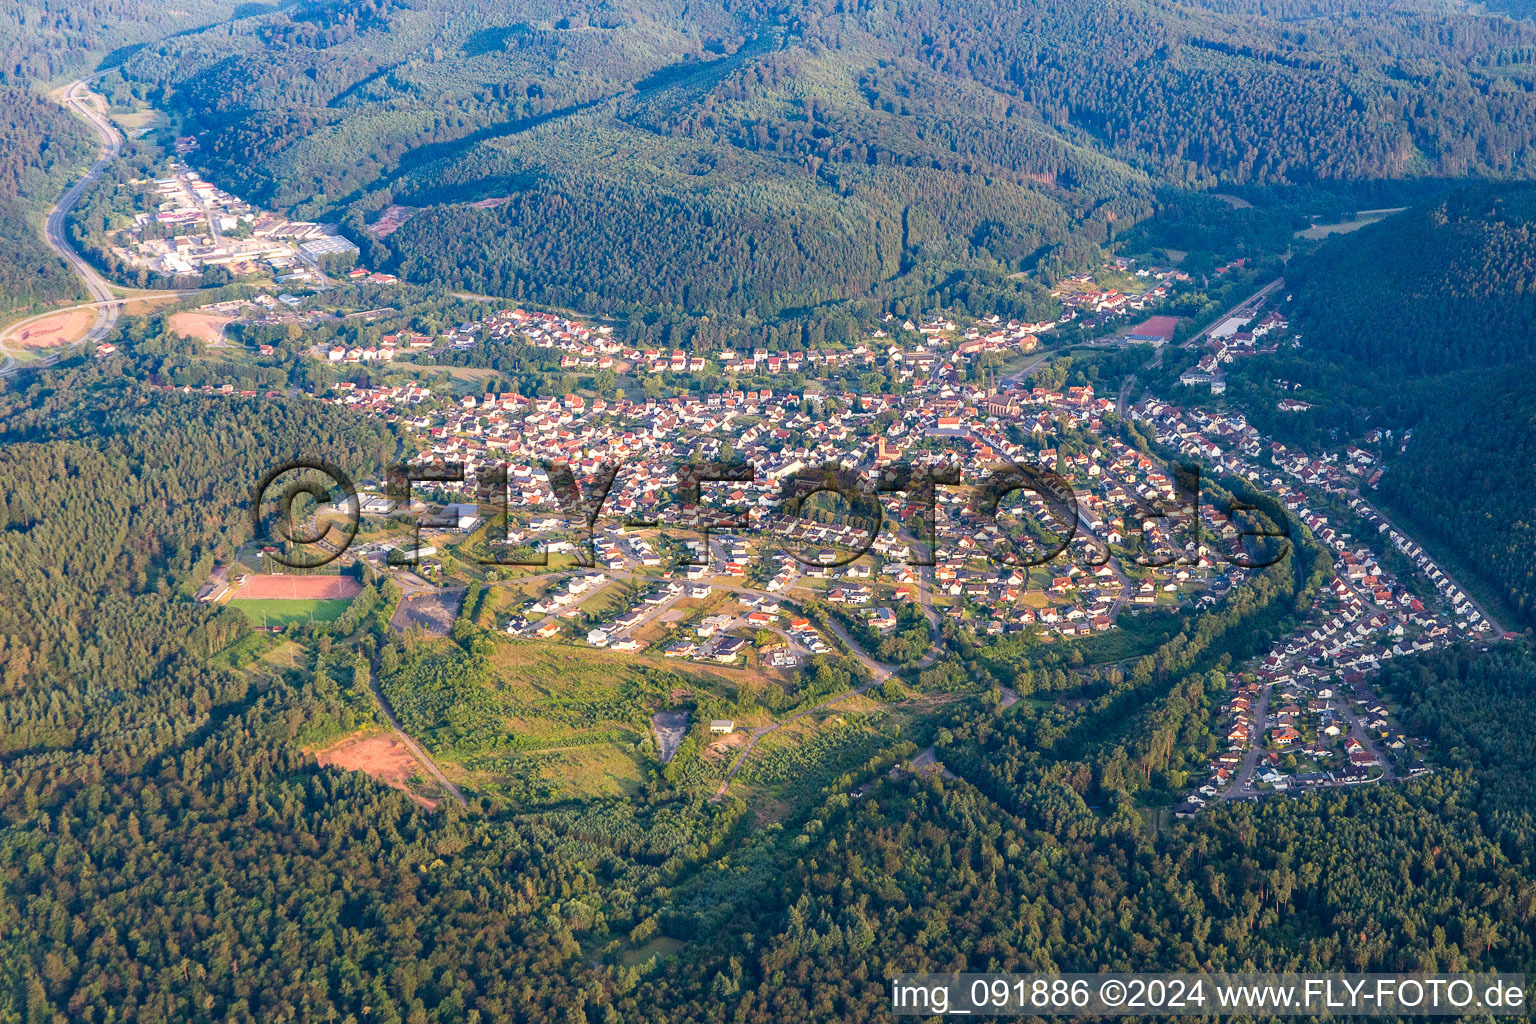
[228,597,354,629]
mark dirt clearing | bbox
[14,308,93,347]
[315,734,437,808]
[168,311,234,344]
[705,730,750,762]
[391,588,466,635]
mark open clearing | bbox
[13,308,93,347]
[391,588,466,635]
[705,730,750,762]
[537,746,646,799]
[110,107,168,138]
[167,311,233,344]
[314,733,436,808]
[121,294,180,316]
[366,204,418,238]
[652,710,689,763]
[1296,207,1406,239]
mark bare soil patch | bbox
[391,588,466,635]
[705,730,750,761]
[168,311,233,344]
[14,308,92,347]
[315,734,437,808]
[366,204,419,238]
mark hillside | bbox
[102,0,1536,320]
[1222,185,1536,630]
[1376,361,1536,631]
[1288,185,1536,376]
[0,0,245,85]
[5,369,1536,1022]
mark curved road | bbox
[471,559,950,799]
[367,657,469,809]
[50,78,124,343]
[708,582,945,800]
[0,76,126,376]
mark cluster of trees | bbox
[812,0,1536,183]
[0,0,243,86]
[1227,185,1536,629]
[72,0,1534,333]
[1375,362,1536,630]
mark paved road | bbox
[366,657,469,808]
[1220,684,1270,799]
[1185,277,1284,349]
[51,79,123,341]
[1339,693,1396,783]
[1348,490,1509,636]
[2,76,150,377]
[707,579,944,800]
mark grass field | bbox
[229,597,354,628]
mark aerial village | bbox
[159,242,1499,813]
[1133,398,1495,812]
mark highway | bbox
[1,77,131,376]
[48,78,124,343]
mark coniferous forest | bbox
[1226,187,1536,629]
[80,0,1536,323]
[0,88,93,313]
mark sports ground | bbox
[225,574,362,628]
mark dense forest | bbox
[1219,186,1536,630]
[1288,185,1536,376]
[0,0,245,86]
[78,0,1536,323]
[1374,361,1536,631]
[0,88,93,313]
[4,1,1536,1019]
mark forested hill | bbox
[1375,362,1536,630]
[97,0,1536,319]
[0,0,246,86]
[1288,186,1536,376]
